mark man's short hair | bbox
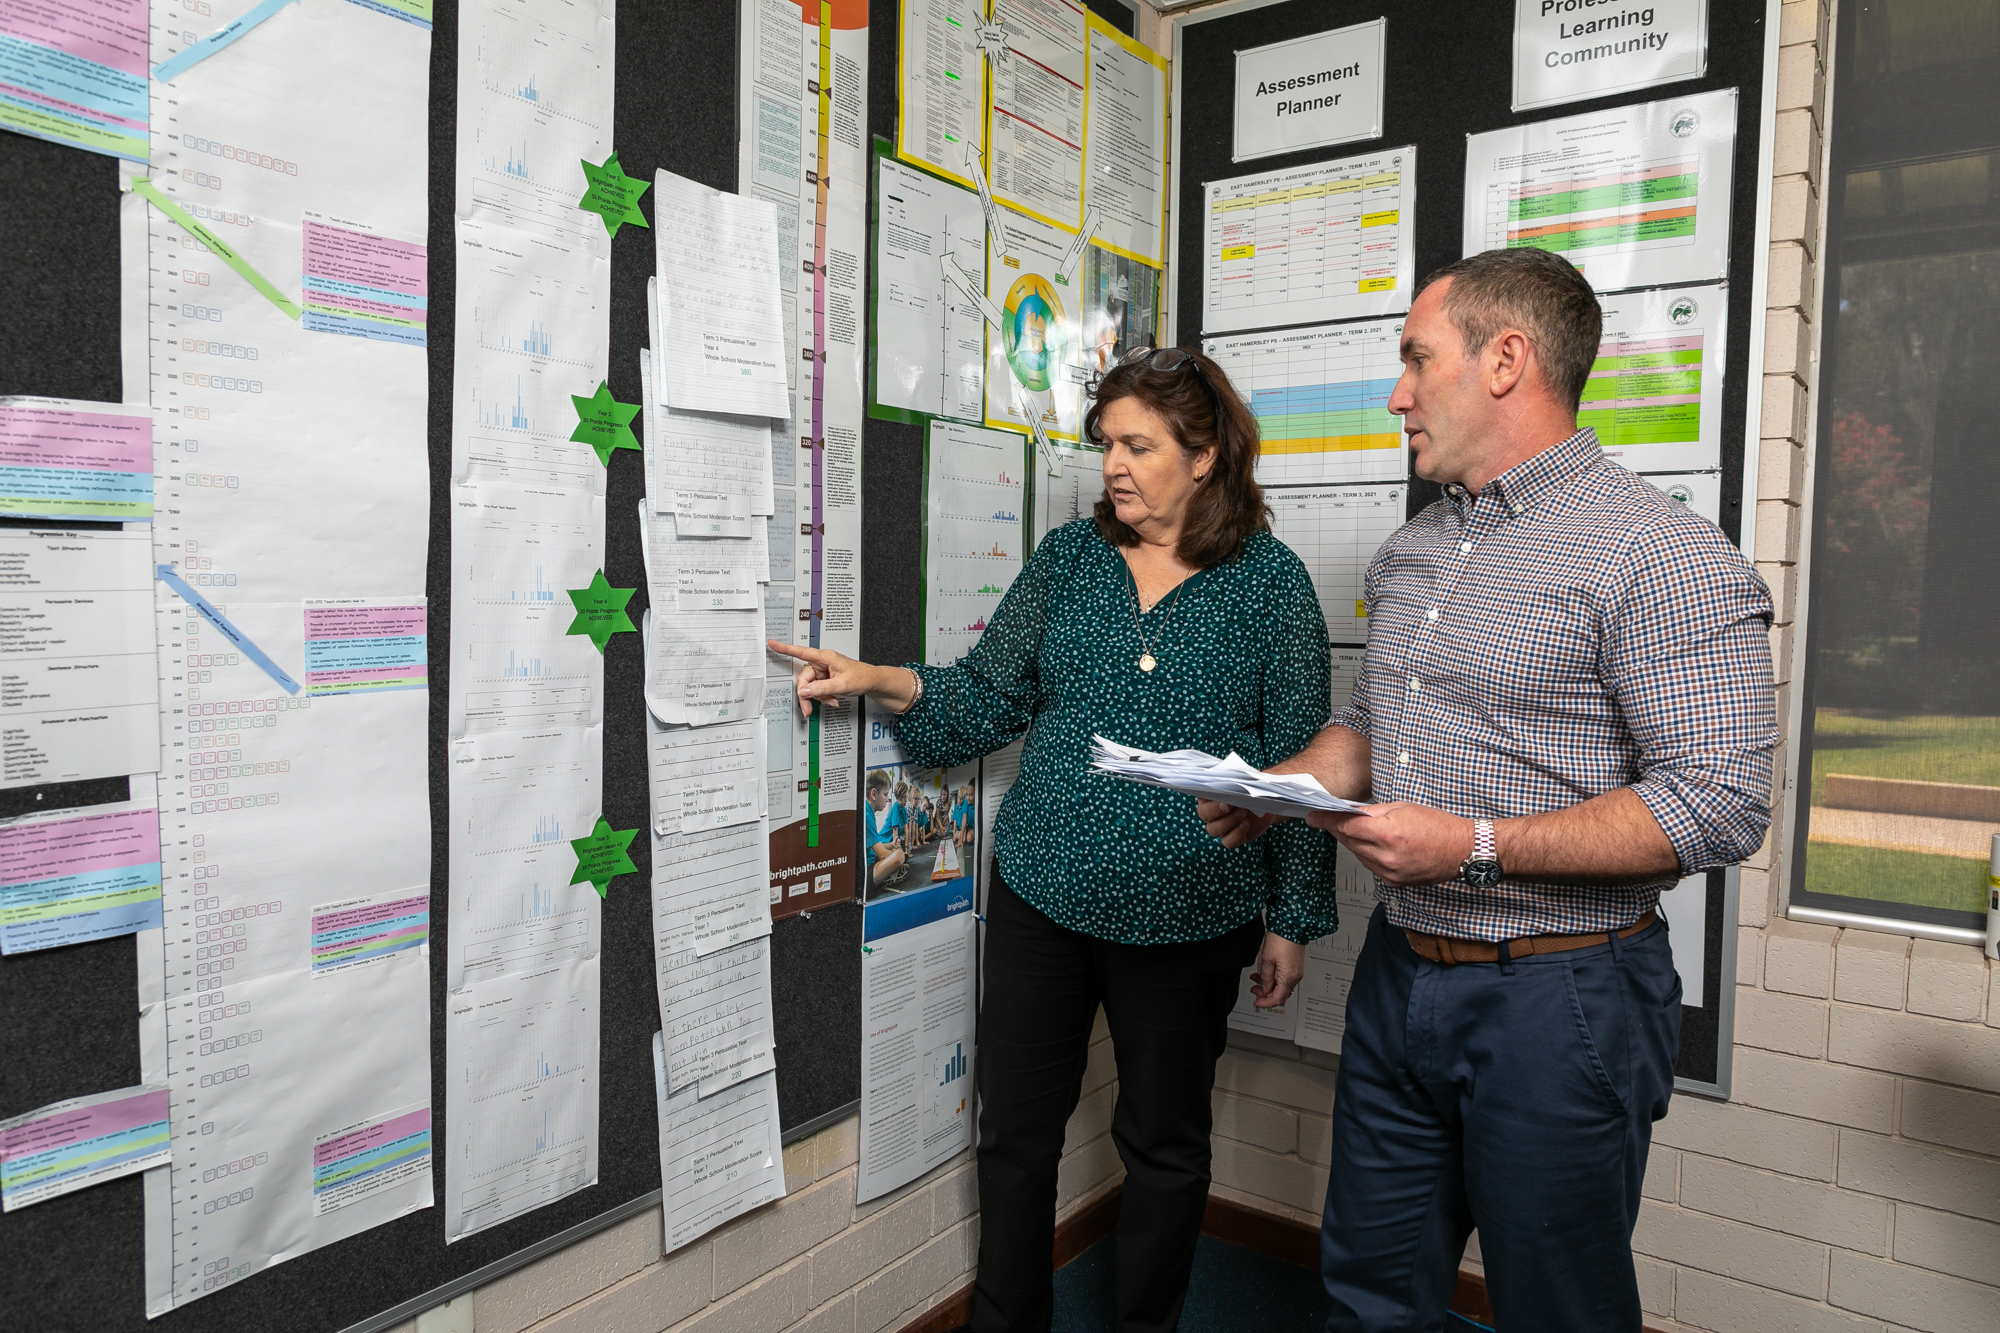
[1413,249,1603,411]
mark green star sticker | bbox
[568,816,638,898]
[570,380,641,466]
[564,569,636,653]
[578,151,650,237]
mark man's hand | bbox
[1249,931,1306,1009]
[1197,799,1277,849]
[1310,802,1474,887]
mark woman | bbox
[770,347,1336,1333]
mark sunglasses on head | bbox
[1095,346,1229,460]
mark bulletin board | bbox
[0,3,873,1331]
[1169,0,1777,1095]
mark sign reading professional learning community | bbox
[1234,19,1386,163]
[1514,0,1709,112]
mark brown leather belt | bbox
[1402,911,1658,966]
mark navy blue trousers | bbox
[1322,905,1681,1332]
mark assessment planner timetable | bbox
[1202,148,1417,334]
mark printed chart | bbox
[924,421,1027,667]
[1583,284,1726,473]
[1462,89,1737,292]
[1203,147,1417,334]
[1206,320,1408,485]
[1265,483,1404,642]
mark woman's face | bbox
[1099,396,1214,543]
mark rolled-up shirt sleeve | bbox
[1258,564,1339,945]
[1602,523,1777,874]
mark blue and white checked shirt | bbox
[1331,428,1776,941]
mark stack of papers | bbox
[1090,736,1371,820]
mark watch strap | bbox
[1473,819,1496,860]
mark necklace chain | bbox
[1126,571,1188,673]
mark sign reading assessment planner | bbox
[1234,19,1385,163]
[1513,0,1709,112]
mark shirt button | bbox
[1396,751,1410,765]
[1407,676,1421,693]
[1459,541,1473,554]
[1426,607,1439,622]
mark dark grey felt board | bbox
[1172,0,1771,1088]
[0,2,870,1329]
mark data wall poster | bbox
[1079,244,1160,376]
[985,207,1087,441]
[924,420,1028,667]
[1082,12,1168,266]
[1585,283,1726,474]
[988,0,1089,231]
[130,0,438,1307]
[1205,320,1409,486]
[1265,482,1404,644]
[896,0,985,187]
[1202,147,1417,336]
[873,151,989,425]
[1029,441,1103,548]
[858,703,978,1204]
[738,0,867,920]
[1513,0,1708,114]
[1329,645,1365,716]
[1293,845,1379,1056]
[1462,87,1738,293]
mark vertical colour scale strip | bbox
[806,0,833,846]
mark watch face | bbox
[1461,858,1503,889]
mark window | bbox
[1793,0,2000,934]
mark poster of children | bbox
[861,702,978,942]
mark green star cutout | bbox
[568,816,638,897]
[564,569,636,653]
[578,151,650,237]
[570,380,641,466]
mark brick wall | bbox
[1202,7,2000,1332]
[387,1012,1121,1333]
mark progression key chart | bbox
[1206,320,1408,485]
[1203,147,1417,334]
[1462,89,1736,293]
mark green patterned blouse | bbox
[896,518,1339,946]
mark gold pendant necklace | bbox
[1127,575,1186,675]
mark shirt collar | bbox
[1443,428,1601,518]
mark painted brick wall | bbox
[1200,7,2000,1331]
[388,1012,1122,1333]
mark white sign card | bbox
[1233,19,1386,164]
[1514,0,1709,113]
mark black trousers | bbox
[972,876,1264,1333]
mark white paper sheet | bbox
[649,717,771,956]
[1642,470,1723,526]
[1203,148,1417,335]
[444,953,601,1242]
[895,0,984,185]
[0,397,154,522]
[1029,441,1103,545]
[1081,17,1166,265]
[448,482,609,736]
[984,207,1086,440]
[987,0,1087,229]
[1586,284,1727,474]
[653,1032,785,1254]
[655,925,778,1096]
[1295,846,1380,1055]
[1462,88,1738,293]
[0,527,159,787]
[874,157,988,423]
[924,420,1027,666]
[1264,482,1405,644]
[642,343,775,519]
[856,910,976,1203]
[444,727,603,991]
[654,172,791,418]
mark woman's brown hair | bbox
[1085,347,1269,568]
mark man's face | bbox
[1389,279,1495,487]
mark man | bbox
[1202,248,1775,1331]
